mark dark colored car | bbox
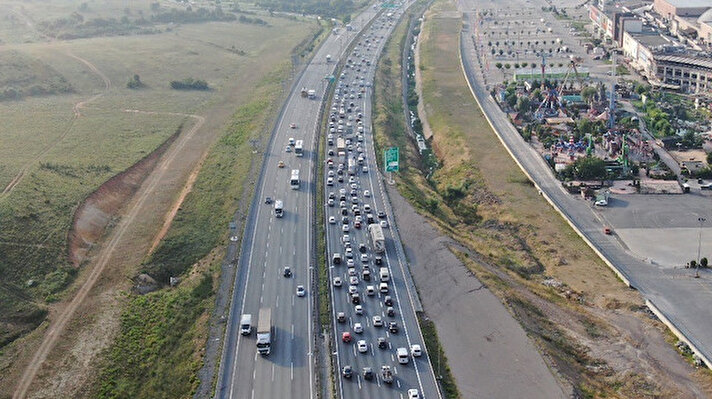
[384,295,393,306]
[388,321,398,334]
[378,211,386,219]
[386,306,395,317]
[377,337,388,349]
[283,266,292,277]
[265,196,272,204]
[375,256,383,265]
[362,367,374,380]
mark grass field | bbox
[0,0,314,354]
[374,0,712,397]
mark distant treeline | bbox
[151,7,236,24]
[38,13,158,39]
[170,78,209,91]
[255,0,364,19]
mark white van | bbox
[379,282,389,293]
[379,267,390,282]
[397,347,409,364]
[240,314,252,335]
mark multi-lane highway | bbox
[215,6,382,399]
[322,5,442,399]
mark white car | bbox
[346,259,355,267]
[329,216,336,224]
[372,315,383,327]
[408,389,420,399]
[354,323,363,333]
[348,285,358,294]
[355,305,363,315]
[357,340,368,353]
[327,177,334,186]
[360,254,369,263]
[363,204,371,212]
[348,267,357,276]
[349,276,359,285]
[345,248,353,258]
[296,285,306,297]
[328,198,335,207]
[333,277,343,287]
[364,190,371,197]
[410,343,423,358]
[342,224,350,232]
[342,234,350,243]
[380,220,388,228]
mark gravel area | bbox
[386,184,569,399]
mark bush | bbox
[170,77,209,90]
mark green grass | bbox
[96,268,216,399]
[0,12,312,350]
[95,55,296,398]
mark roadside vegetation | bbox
[375,0,712,397]
[0,50,74,101]
[95,63,292,397]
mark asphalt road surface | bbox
[459,0,712,369]
[322,3,442,399]
[214,7,382,399]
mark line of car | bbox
[324,8,423,399]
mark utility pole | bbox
[696,217,705,278]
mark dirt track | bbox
[12,108,206,399]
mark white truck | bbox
[275,200,284,218]
[240,314,252,335]
[368,224,386,253]
[256,308,272,355]
[379,267,390,282]
[326,54,332,63]
[307,89,316,99]
[336,138,346,152]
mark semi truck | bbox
[368,224,386,253]
[256,308,272,355]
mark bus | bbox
[368,224,385,253]
[290,169,300,190]
[295,140,304,157]
[274,200,284,218]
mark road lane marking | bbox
[291,362,294,380]
[271,364,275,382]
[275,295,279,309]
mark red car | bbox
[342,332,352,343]
[604,227,612,235]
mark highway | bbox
[458,0,712,369]
[322,4,442,399]
[214,6,382,399]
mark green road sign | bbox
[384,147,399,172]
[382,2,397,8]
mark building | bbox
[653,0,711,19]
[590,3,644,46]
[622,29,675,74]
[652,54,712,92]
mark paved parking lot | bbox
[598,194,712,268]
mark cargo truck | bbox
[368,224,386,253]
[336,138,346,152]
[256,308,272,355]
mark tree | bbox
[126,74,144,89]
[581,86,597,103]
[504,63,511,69]
[706,151,712,166]
[516,96,531,113]
[514,63,520,68]
[569,156,607,180]
[521,62,528,68]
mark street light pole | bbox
[696,217,705,278]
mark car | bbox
[230,235,238,242]
[337,312,346,323]
[329,216,336,224]
[353,323,363,333]
[333,253,342,265]
[364,190,371,197]
[342,365,353,378]
[285,145,292,152]
[408,389,420,399]
[357,340,368,353]
[265,196,272,204]
[348,267,357,276]
[278,160,285,168]
[363,204,371,212]
[362,367,374,380]
[289,123,297,129]
[342,224,350,232]
[380,220,388,228]
[348,285,358,295]
[372,315,383,327]
[328,170,335,177]
[328,198,335,207]
[360,254,369,262]
[283,266,292,277]
[410,344,422,357]
[349,276,359,285]
[346,258,355,267]
[359,244,367,253]
[354,305,363,314]
[333,277,342,287]
[604,227,612,235]
[374,255,383,265]
[342,234,350,243]
[384,295,393,306]
[386,306,395,317]
[351,293,361,304]
[389,321,398,333]
[327,177,334,186]
[377,211,386,219]
[377,336,388,349]
[366,285,375,295]
[354,221,361,229]
[345,248,353,258]
[296,285,306,297]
